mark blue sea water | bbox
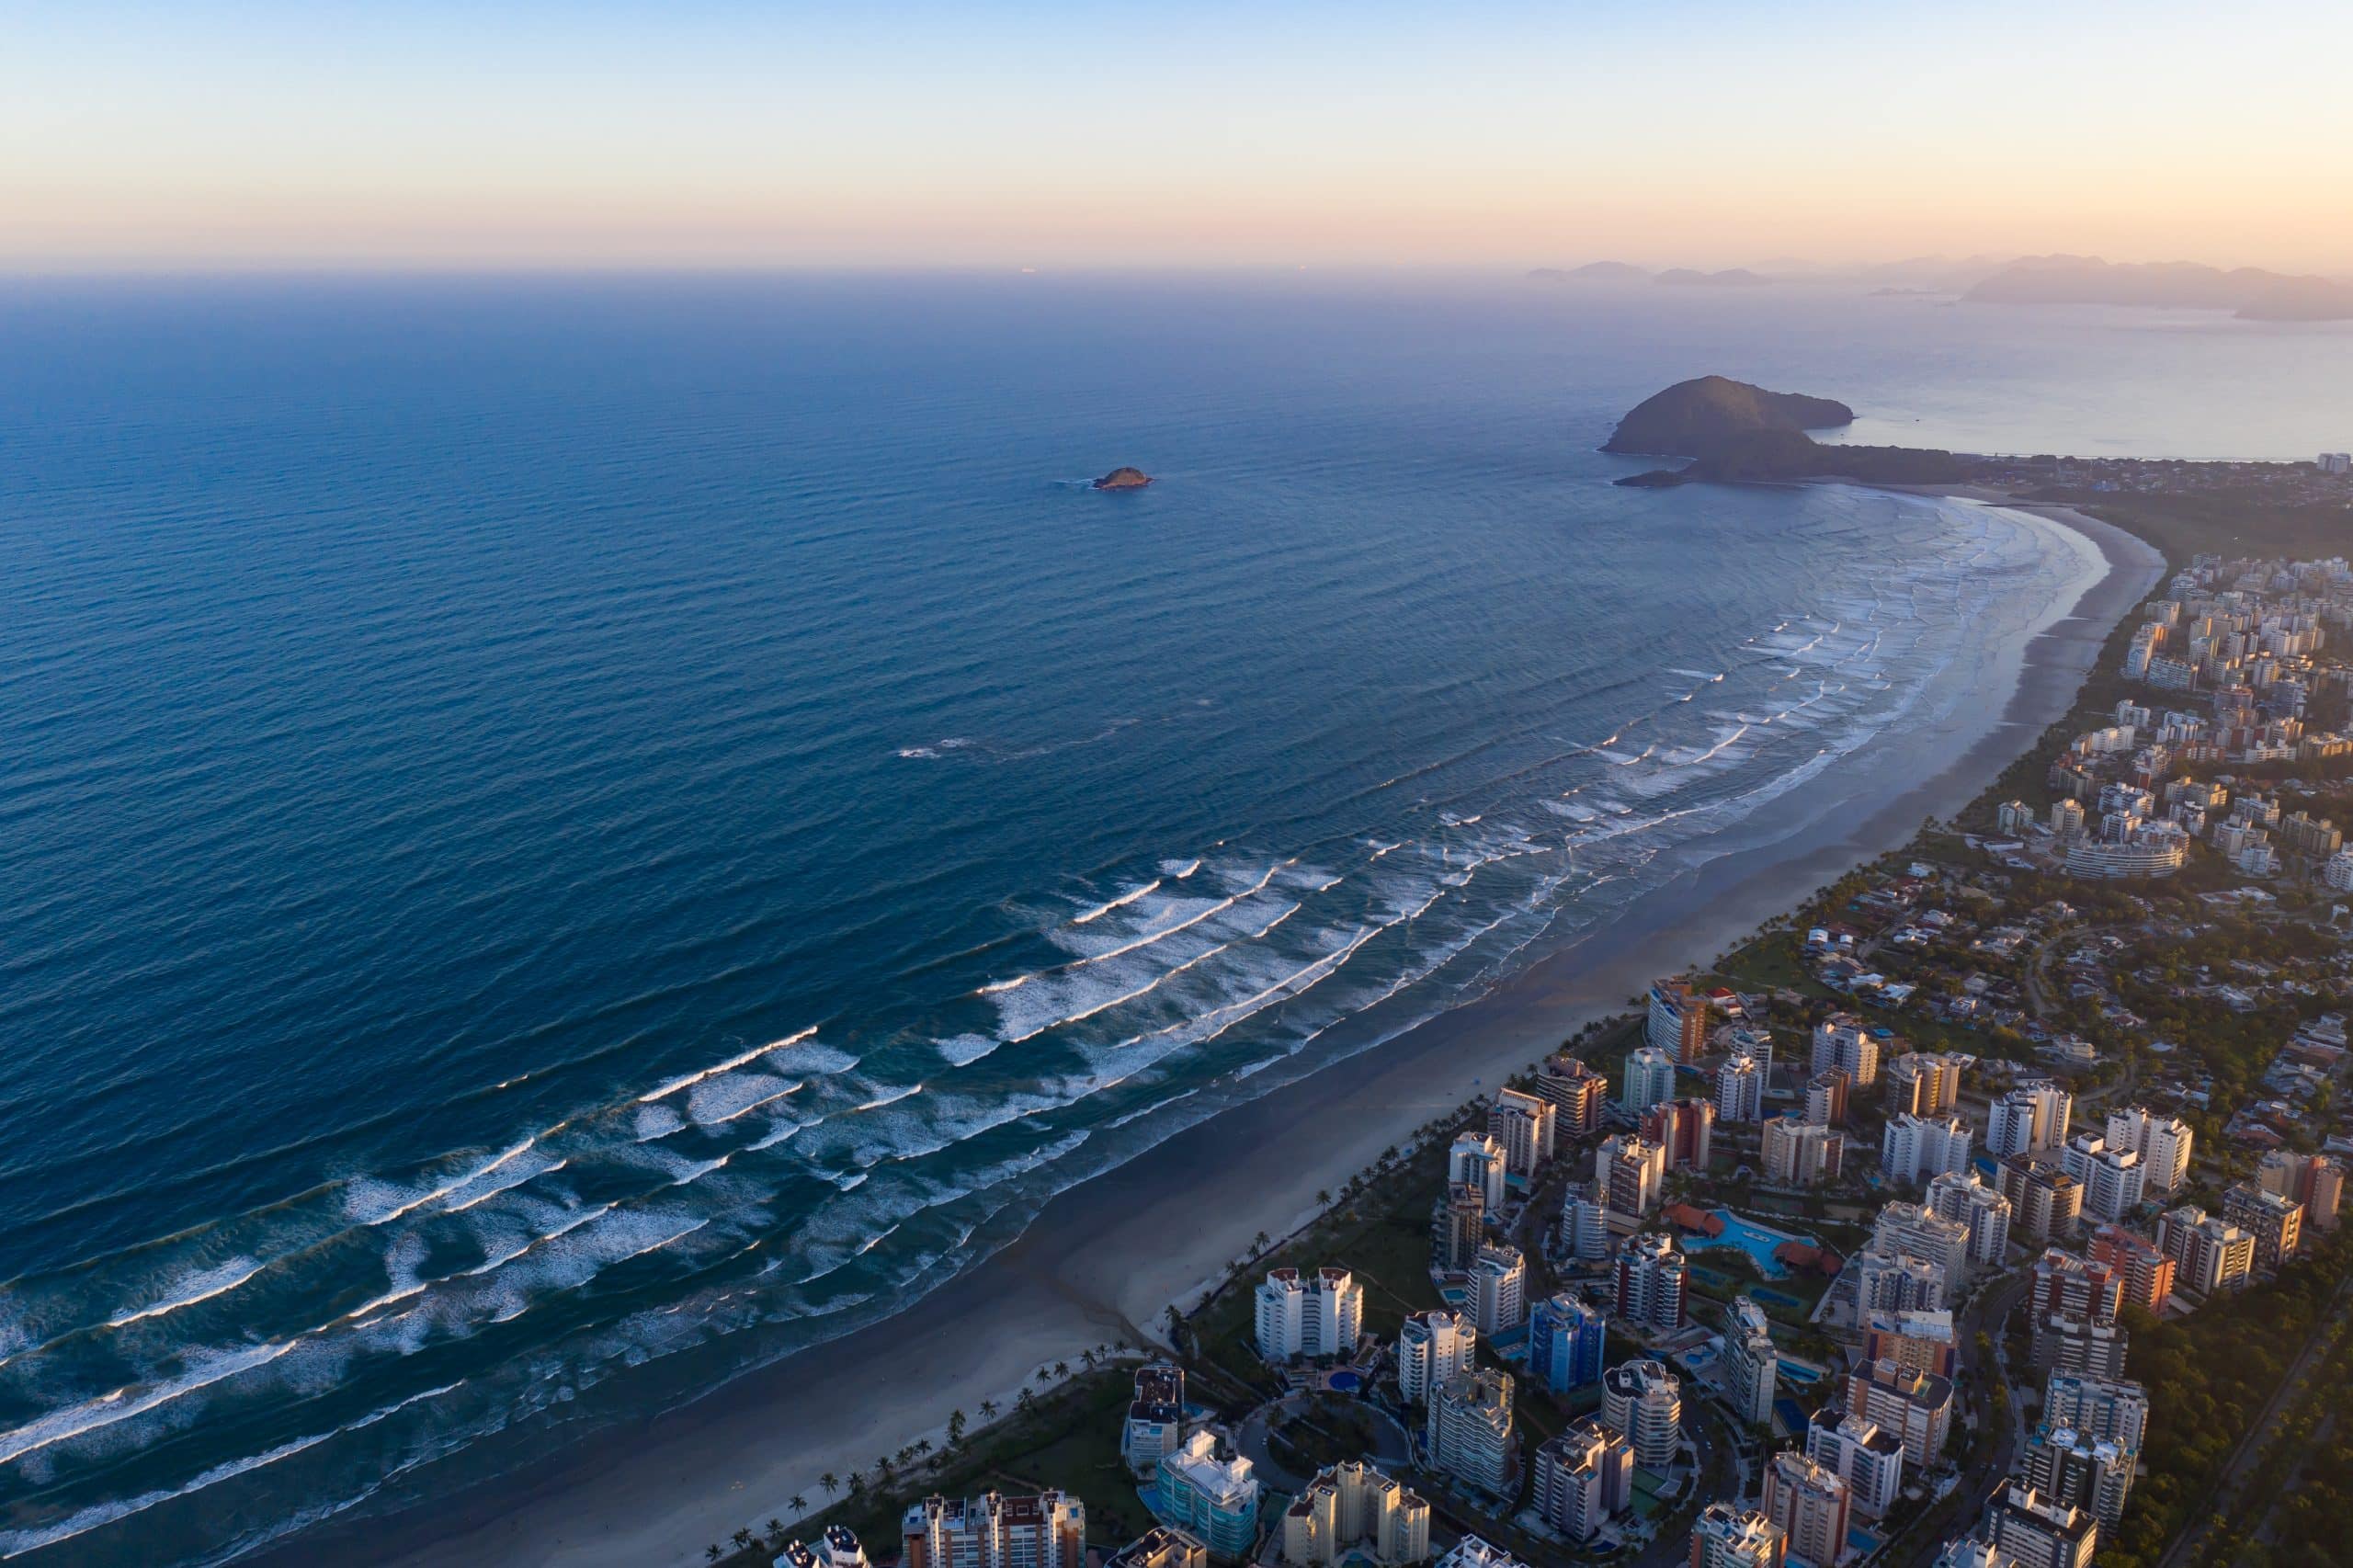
[0,274,2342,1562]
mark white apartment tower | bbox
[1394,1310,1475,1405]
[1255,1267,1364,1362]
[1988,1082,2073,1159]
[1720,1295,1779,1428]
[1926,1170,2013,1268]
[1883,1113,1973,1186]
[1469,1243,1528,1336]
[2104,1108,2193,1195]
[1811,1014,1881,1086]
[1448,1132,1507,1210]
[1486,1089,1556,1177]
[2059,1135,2146,1224]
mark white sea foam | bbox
[0,1381,463,1558]
[1070,879,1159,925]
[934,1034,1002,1067]
[635,1028,815,1104]
[0,1338,302,1468]
[686,1073,801,1127]
[105,1257,267,1331]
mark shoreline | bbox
[280,494,2161,1568]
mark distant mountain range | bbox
[1526,262,1769,287]
[1959,256,2353,321]
[1528,254,2353,319]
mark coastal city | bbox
[16,7,2353,1564]
[718,539,2353,1568]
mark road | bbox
[1879,1271,2029,1568]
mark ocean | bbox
[0,274,2341,1562]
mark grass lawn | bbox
[1186,1137,1452,1397]
[704,1367,1144,1567]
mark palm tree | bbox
[706,1549,722,1564]
[790,1499,809,1520]
[914,1437,933,1458]
[1079,1348,1097,1371]
[895,1444,915,1467]
[734,1528,758,1551]
[1253,1230,1271,1256]
[1036,1367,1053,1386]
[1016,1388,1037,1415]
[1052,1359,1070,1380]
[979,1398,999,1420]
[847,1470,866,1494]
[1315,1188,1332,1208]
[948,1409,968,1447]
[768,1518,788,1542]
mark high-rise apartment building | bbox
[1527,1291,1606,1394]
[1470,1243,1527,1336]
[1255,1267,1363,1362]
[1486,1088,1556,1178]
[2154,1204,2256,1294]
[1427,1369,1517,1499]
[1449,1132,1508,1210]
[1805,1408,1905,1520]
[904,1493,1088,1568]
[1643,1096,1716,1173]
[1613,1232,1688,1334]
[2104,1108,2193,1194]
[2222,1181,2303,1271]
[1152,1431,1261,1562]
[1721,1295,1779,1428]
[2057,1135,2144,1224]
[1761,1449,1850,1568]
[1811,1014,1881,1087]
[1987,1083,2073,1159]
[1647,978,1712,1063]
[1531,1421,1632,1543]
[1600,1358,1682,1470]
[1688,1505,1787,1568]
[1280,1462,1429,1568]
[1395,1310,1475,1405]
[1925,1171,2013,1268]
[1535,1054,1606,1138]
[1846,1358,1953,1466]
[1883,1114,1972,1186]
[1623,1046,1680,1112]
[1997,1156,2084,1244]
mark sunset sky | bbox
[7,0,2348,272]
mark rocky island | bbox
[1604,375,1968,486]
[1092,467,1153,491]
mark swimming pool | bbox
[1681,1210,1820,1280]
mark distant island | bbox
[1527,260,1652,282]
[1092,467,1153,491]
[1602,376,1967,486]
[1526,262,1777,286]
[1654,267,1770,289]
[1962,255,2353,321]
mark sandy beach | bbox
[284,497,2162,1568]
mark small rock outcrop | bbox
[1093,467,1154,491]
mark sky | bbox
[6,0,2349,273]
